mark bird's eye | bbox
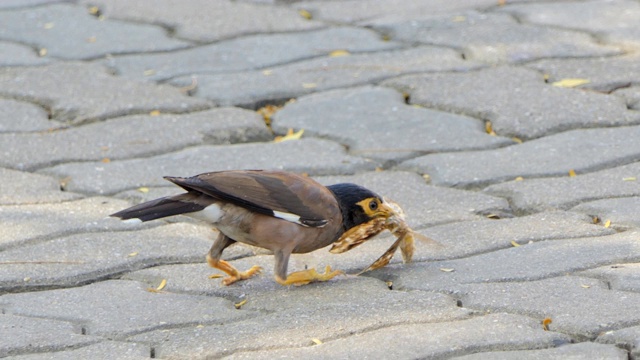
[369,200,378,210]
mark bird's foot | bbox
[221,265,263,286]
[276,265,344,286]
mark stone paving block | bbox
[572,197,640,229]
[170,46,482,107]
[397,125,640,188]
[315,171,510,228]
[0,41,52,66]
[527,54,640,93]
[0,99,62,132]
[615,86,640,110]
[383,66,638,140]
[106,27,402,82]
[502,0,640,48]
[598,325,640,358]
[579,263,640,292]
[484,162,640,213]
[12,341,151,360]
[456,276,640,339]
[0,223,222,292]
[1,108,270,170]
[0,197,153,250]
[376,230,640,290]
[40,138,380,195]
[372,12,620,64]
[221,313,570,360]
[81,0,323,42]
[452,342,628,360]
[272,86,512,163]
[295,0,497,24]
[0,314,100,358]
[0,3,190,60]
[0,167,82,205]
[1,280,256,339]
[0,0,64,9]
[0,62,211,125]
[129,278,472,358]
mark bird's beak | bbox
[377,201,398,219]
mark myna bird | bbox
[110,170,397,286]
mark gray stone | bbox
[615,86,640,110]
[0,223,220,292]
[0,4,190,60]
[0,197,152,250]
[0,0,64,9]
[383,66,638,140]
[0,62,210,125]
[81,0,323,42]
[129,280,472,359]
[0,108,270,170]
[379,230,640,290]
[0,168,82,205]
[2,280,256,339]
[294,0,498,24]
[579,263,640,292]
[502,0,640,48]
[0,41,51,66]
[39,138,380,195]
[372,12,620,64]
[106,27,402,82]
[456,276,640,339]
[598,325,640,358]
[220,313,570,360]
[0,99,63,132]
[527,54,640,93]
[11,341,151,360]
[484,162,640,213]
[452,342,628,360]
[171,46,482,107]
[397,126,640,188]
[315,171,510,228]
[0,314,99,358]
[572,197,640,229]
[272,86,513,163]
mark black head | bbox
[327,183,394,232]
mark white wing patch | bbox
[273,210,309,227]
[186,204,223,223]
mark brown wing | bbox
[164,170,339,227]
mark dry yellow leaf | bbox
[138,187,149,193]
[43,22,55,29]
[486,214,500,219]
[440,268,455,272]
[298,9,312,19]
[375,167,384,172]
[485,121,496,136]
[208,274,223,279]
[382,34,392,41]
[149,110,161,116]
[302,83,317,89]
[511,137,523,143]
[514,176,524,181]
[101,157,110,163]
[551,78,590,88]
[422,174,431,182]
[262,69,273,76]
[386,281,393,290]
[143,69,156,76]
[256,104,281,128]
[274,128,304,142]
[147,279,167,292]
[39,48,47,57]
[24,277,31,282]
[86,36,97,43]
[510,240,520,247]
[623,177,637,181]
[311,338,323,345]
[568,169,576,177]
[88,6,101,16]
[234,298,248,309]
[542,317,552,331]
[452,15,466,22]
[127,252,138,257]
[581,284,591,289]
[329,50,350,57]
[604,220,611,228]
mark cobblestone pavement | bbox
[1,0,640,359]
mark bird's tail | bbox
[110,193,207,222]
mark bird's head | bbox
[327,183,396,232]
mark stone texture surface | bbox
[273,86,512,163]
[0,167,82,205]
[106,27,403,82]
[572,197,640,229]
[11,341,151,360]
[0,62,210,125]
[452,342,628,360]
[598,325,640,358]
[372,12,620,64]
[398,126,640,188]
[0,108,270,170]
[0,99,61,132]
[579,263,640,292]
[0,4,190,60]
[0,41,52,66]
[171,46,482,107]
[383,66,639,140]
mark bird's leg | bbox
[273,249,344,286]
[206,232,262,286]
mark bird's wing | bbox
[164,170,338,227]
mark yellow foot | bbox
[276,265,344,286]
[221,265,263,286]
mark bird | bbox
[110,170,397,286]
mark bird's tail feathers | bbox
[110,193,207,222]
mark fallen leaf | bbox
[256,104,281,128]
[375,167,384,172]
[147,279,167,292]
[592,216,600,224]
[422,174,431,182]
[542,317,552,331]
[302,82,317,89]
[568,169,576,177]
[88,6,101,16]
[39,48,47,57]
[86,36,97,43]
[24,277,31,282]
[149,110,161,116]
[497,0,506,6]
[262,69,273,76]
[486,213,500,219]
[101,157,110,163]
[604,220,611,228]
[386,281,393,290]
[514,176,524,181]
[143,69,156,76]
[581,284,591,289]
[127,252,138,257]
[511,137,523,143]
[623,177,637,181]
[382,34,392,41]
[234,298,248,309]
[452,15,466,22]
[43,22,55,29]
[274,128,304,142]
[137,187,149,193]
[485,121,496,136]
[311,338,323,345]
[552,78,590,88]
[208,274,223,279]
[329,50,350,57]
[510,240,520,247]
[298,9,312,19]
[440,268,455,272]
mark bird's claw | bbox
[221,265,263,286]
